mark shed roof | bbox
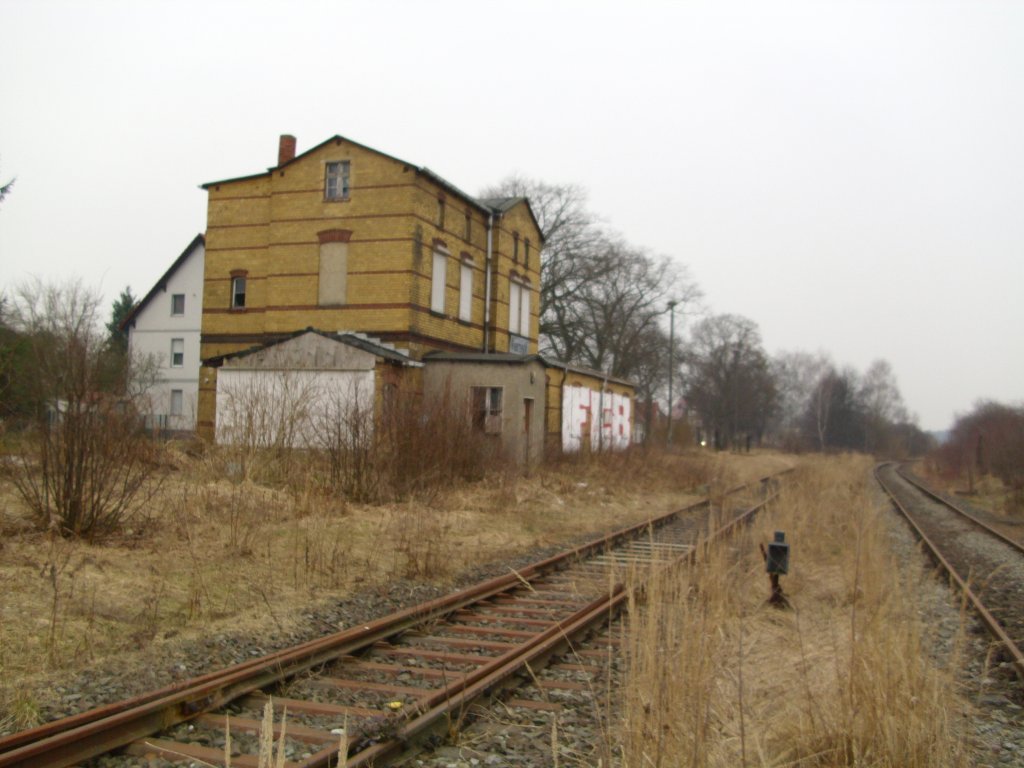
[203,328,422,369]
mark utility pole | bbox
[667,300,678,446]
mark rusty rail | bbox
[875,463,1024,683]
[0,472,784,768]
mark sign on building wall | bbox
[560,385,631,453]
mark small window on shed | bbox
[471,386,503,434]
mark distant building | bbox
[122,234,205,433]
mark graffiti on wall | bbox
[561,384,631,453]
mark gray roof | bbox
[204,328,421,368]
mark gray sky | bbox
[1,0,1021,431]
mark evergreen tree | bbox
[106,287,137,351]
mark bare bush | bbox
[5,279,161,540]
[310,378,381,501]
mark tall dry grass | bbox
[620,454,969,767]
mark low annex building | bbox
[205,328,420,448]
[193,133,633,459]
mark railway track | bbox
[0,475,783,768]
[875,463,1024,683]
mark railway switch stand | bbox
[763,530,790,607]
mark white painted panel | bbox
[215,369,374,448]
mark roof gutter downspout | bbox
[599,375,608,454]
[483,211,495,353]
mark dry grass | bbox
[620,454,970,767]
[0,441,790,731]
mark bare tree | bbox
[481,175,701,420]
[479,175,609,361]
[858,359,909,453]
[310,378,381,500]
[770,350,833,449]
[215,368,325,478]
[5,279,161,539]
[684,314,776,450]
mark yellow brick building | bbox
[197,134,543,438]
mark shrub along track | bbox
[0,476,783,768]
[875,463,1024,684]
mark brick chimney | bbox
[278,134,297,166]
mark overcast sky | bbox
[1,0,1021,431]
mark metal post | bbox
[667,300,678,446]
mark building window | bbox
[431,247,448,313]
[171,294,185,316]
[513,233,519,264]
[464,210,471,241]
[509,280,521,336]
[524,238,531,269]
[231,276,246,308]
[325,161,350,200]
[319,241,348,305]
[518,280,531,336]
[437,197,446,229]
[170,389,183,416]
[459,258,473,322]
[471,386,503,434]
[170,338,184,368]
[509,278,530,338]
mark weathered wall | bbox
[544,365,634,453]
[422,359,546,465]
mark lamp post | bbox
[667,299,678,446]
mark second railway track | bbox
[875,463,1024,682]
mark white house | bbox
[123,234,205,433]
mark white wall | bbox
[561,384,632,453]
[215,368,375,448]
[127,240,204,432]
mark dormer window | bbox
[325,161,350,200]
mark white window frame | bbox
[518,280,531,337]
[471,386,503,434]
[509,280,521,335]
[171,293,185,316]
[459,259,473,322]
[509,278,530,338]
[325,161,350,200]
[170,338,184,368]
[431,248,448,314]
